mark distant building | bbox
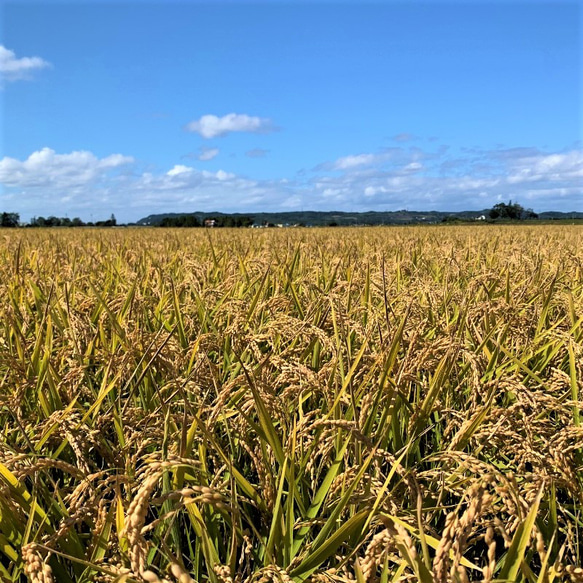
[204,219,217,228]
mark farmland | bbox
[0,225,582,582]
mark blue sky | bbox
[1,0,581,222]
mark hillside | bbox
[136,209,583,226]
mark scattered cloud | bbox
[327,153,380,170]
[185,113,274,139]
[166,165,193,177]
[197,147,220,161]
[2,145,581,222]
[246,148,269,158]
[0,147,296,220]
[317,148,430,172]
[505,150,583,184]
[163,164,235,181]
[180,147,220,161]
[316,152,389,171]
[0,45,51,83]
[307,146,583,211]
[392,133,416,142]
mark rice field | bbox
[0,225,582,583]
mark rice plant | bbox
[0,225,581,582]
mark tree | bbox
[183,215,200,227]
[488,200,535,220]
[0,212,19,227]
[45,216,62,227]
[96,214,117,227]
[441,215,462,223]
[522,208,538,220]
[159,215,200,227]
[30,216,46,227]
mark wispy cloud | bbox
[326,153,381,170]
[185,113,274,139]
[197,147,220,161]
[181,147,221,161]
[246,148,269,158]
[308,146,583,211]
[317,147,428,172]
[0,45,51,83]
[392,133,416,142]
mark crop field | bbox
[0,225,582,583]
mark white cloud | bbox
[99,153,134,168]
[364,186,379,197]
[506,150,583,184]
[185,113,274,139]
[0,45,51,83]
[197,147,219,161]
[166,165,193,177]
[330,153,379,170]
[2,145,581,223]
[118,164,292,220]
[215,169,234,181]
[0,149,279,220]
[154,164,237,190]
[281,195,303,208]
[305,146,583,212]
[318,148,431,172]
[0,148,133,188]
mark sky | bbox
[0,0,581,223]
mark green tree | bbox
[0,212,19,227]
[489,200,535,220]
[46,216,62,227]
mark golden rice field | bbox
[0,225,582,583]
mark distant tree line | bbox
[0,203,561,229]
[27,214,117,227]
[29,216,85,227]
[158,215,253,228]
[159,215,201,227]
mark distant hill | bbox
[136,209,583,227]
[538,211,583,220]
[135,209,488,226]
